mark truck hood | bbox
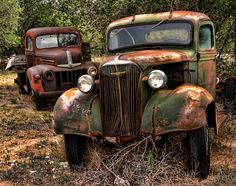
[35,47,82,66]
[103,50,191,70]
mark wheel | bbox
[31,90,46,110]
[64,135,89,167]
[18,82,27,94]
[16,73,27,94]
[187,124,210,178]
[224,78,235,99]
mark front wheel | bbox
[187,124,210,178]
[64,135,90,167]
[32,90,46,110]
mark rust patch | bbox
[108,11,210,31]
[120,50,190,65]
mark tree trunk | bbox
[234,17,236,61]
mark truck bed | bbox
[5,55,26,71]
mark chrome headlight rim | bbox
[78,75,95,93]
[43,70,54,81]
[87,66,98,76]
[148,70,167,89]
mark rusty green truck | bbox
[53,11,223,178]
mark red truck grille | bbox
[56,70,85,90]
[100,63,141,136]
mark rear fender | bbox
[53,88,102,137]
[141,84,215,135]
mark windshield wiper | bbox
[110,28,135,44]
[151,19,169,29]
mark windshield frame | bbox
[35,33,80,49]
[107,20,194,53]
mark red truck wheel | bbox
[187,124,210,179]
[31,90,46,110]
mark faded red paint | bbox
[25,27,83,67]
[28,75,44,93]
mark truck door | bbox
[197,21,216,97]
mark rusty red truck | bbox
[53,11,226,178]
[7,27,96,110]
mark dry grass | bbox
[0,70,236,185]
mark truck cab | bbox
[10,27,96,109]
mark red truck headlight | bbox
[43,71,54,81]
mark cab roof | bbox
[25,27,80,38]
[107,11,211,31]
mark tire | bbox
[224,78,235,99]
[64,135,89,167]
[18,82,27,94]
[32,90,46,110]
[187,124,210,179]
[16,73,27,94]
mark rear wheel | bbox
[64,135,90,167]
[16,73,27,94]
[187,124,210,178]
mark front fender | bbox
[141,84,214,135]
[27,66,45,93]
[53,88,102,137]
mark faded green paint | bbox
[53,88,102,136]
[53,11,218,141]
[141,84,214,135]
[91,97,102,134]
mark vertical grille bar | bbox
[100,63,141,136]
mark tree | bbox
[0,0,21,56]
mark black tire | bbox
[18,84,27,94]
[64,135,89,167]
[187,124,210,179]
[16,73,27,94]
[32,90,46,110]
[224,78,235,99]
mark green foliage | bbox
[0,0,21,56]
[0,0,235,56]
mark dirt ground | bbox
[0,70,235,185]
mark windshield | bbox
[108,22,192,51]
[36,33,79,49]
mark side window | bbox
[26,37,33,51]
[199,25,214,49]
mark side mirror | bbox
[82,42,91,61]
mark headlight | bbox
[43,71,54,81]
[78,75,94,93]
[148,70,167,89]
[87,66,97,76]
